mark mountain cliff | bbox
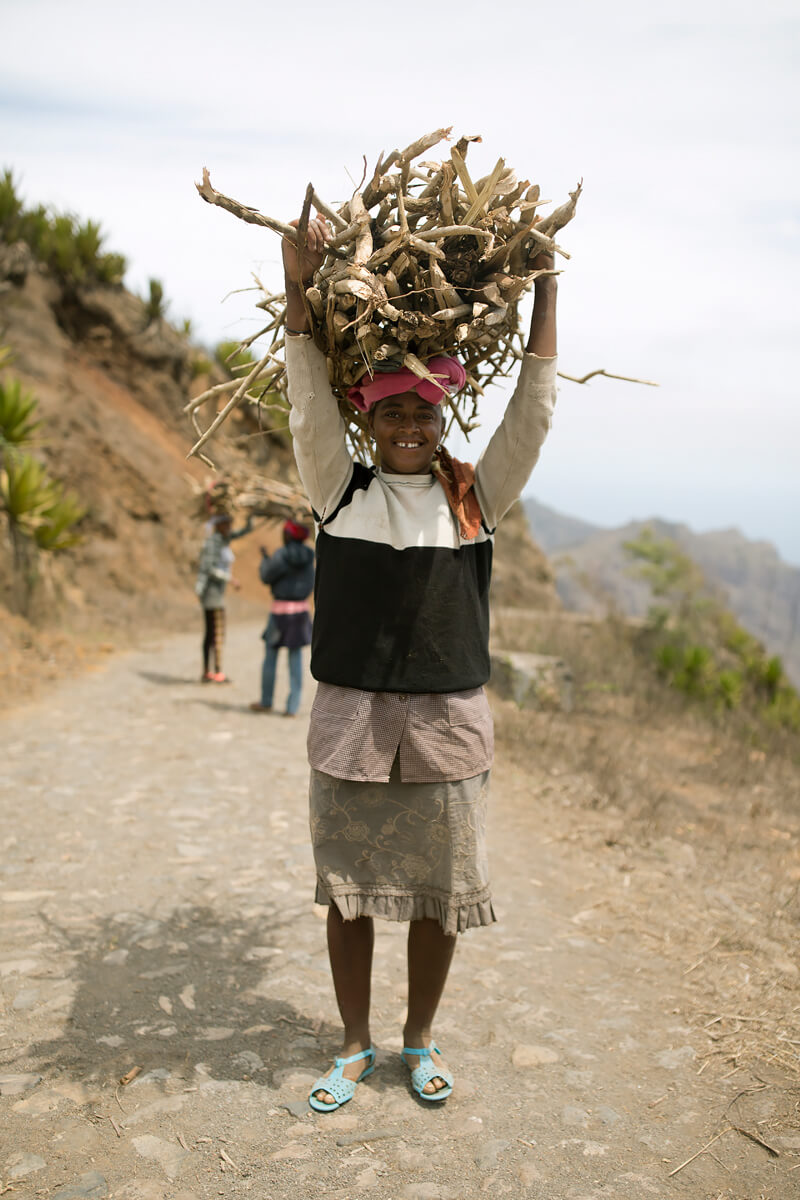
[525,497,800,686]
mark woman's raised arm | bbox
[283,215,353,517]
[474,247,559,528]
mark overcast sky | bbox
[2,0,799,562]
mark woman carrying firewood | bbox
[283,214,558,1110]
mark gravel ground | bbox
[1,622,796,1200]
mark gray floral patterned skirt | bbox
[309,760,496,936]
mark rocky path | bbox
[0,624,796,1199]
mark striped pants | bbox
[202,607,225,674]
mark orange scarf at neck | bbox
[431,447,483,541]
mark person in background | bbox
[249,519,315,716]
[195,512,252,682]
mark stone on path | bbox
[474,1137,510,1169]
[0,1071,42,1095]
[511,1044,560,1067]
[52,1172,109,1200]
[400,1186,458,1200]
[132,1134,190,1179]
[269,1143,313,1161]
[336,1127,403,1146]
[282,1098,311,1117]
[656,1046,695,1070]
[6,1152,47,1178]
[562,1103,590,1126]
[517,1161,544,1185]
[122,1094,186,1127]
[12,987,39,1009]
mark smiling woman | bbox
[280,212,559,1112]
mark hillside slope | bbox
[0,250,295,698]
[525,497,800,686]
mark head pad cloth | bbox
[284,519,310,542]
[347,356,467,412]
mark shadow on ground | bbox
[29,904,334,1090]
[137,671,202,687]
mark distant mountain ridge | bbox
[524,497,800,687]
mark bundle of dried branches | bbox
[187,129,584,463]
[190,473,312,524]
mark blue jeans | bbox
[261,641,304,714]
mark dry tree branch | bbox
[557,369,660,387]
[190,130,655,466]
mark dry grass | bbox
[490,606,800,1088]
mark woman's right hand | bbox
[282,216,330,287]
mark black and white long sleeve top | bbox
[286,335,557,701]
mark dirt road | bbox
[1,624,796,1199]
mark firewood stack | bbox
[193,474,312,524]
[186,129,581,464]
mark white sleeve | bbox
[286,336,353,518]
[474,354,557,530]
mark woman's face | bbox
[369,392,444,475]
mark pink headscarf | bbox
[347,356,467,413]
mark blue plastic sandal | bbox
[401,1042,453,1102]
[308,1046,376,1112]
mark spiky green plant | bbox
[0,377,41,447]
[94,251,126,285]
[0,168,24,237]
[32,487,86,551]
[144,277,167,323]
[0,450,85,548]
[74,218,103,266]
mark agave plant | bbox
[33,487,86,550]
[144,277,167,324]
[0,450,85,549]
[0,168,23,238]
[0,376,41,447]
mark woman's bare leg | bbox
[312,906,374,1105]
[403,917,457,1094]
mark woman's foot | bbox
[309,1041,374,1109]
[401,1032,452,1098]
[249,701,272,712]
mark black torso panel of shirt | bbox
[311,530,493,693]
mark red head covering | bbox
[347,356,467,413]
[284,519,310,542]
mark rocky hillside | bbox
[525,497,800,686]
[0,241,298,696]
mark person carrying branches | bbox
[195,511,252,682]
[282,212,558,1110]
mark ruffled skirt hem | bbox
[315,879,496,936]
